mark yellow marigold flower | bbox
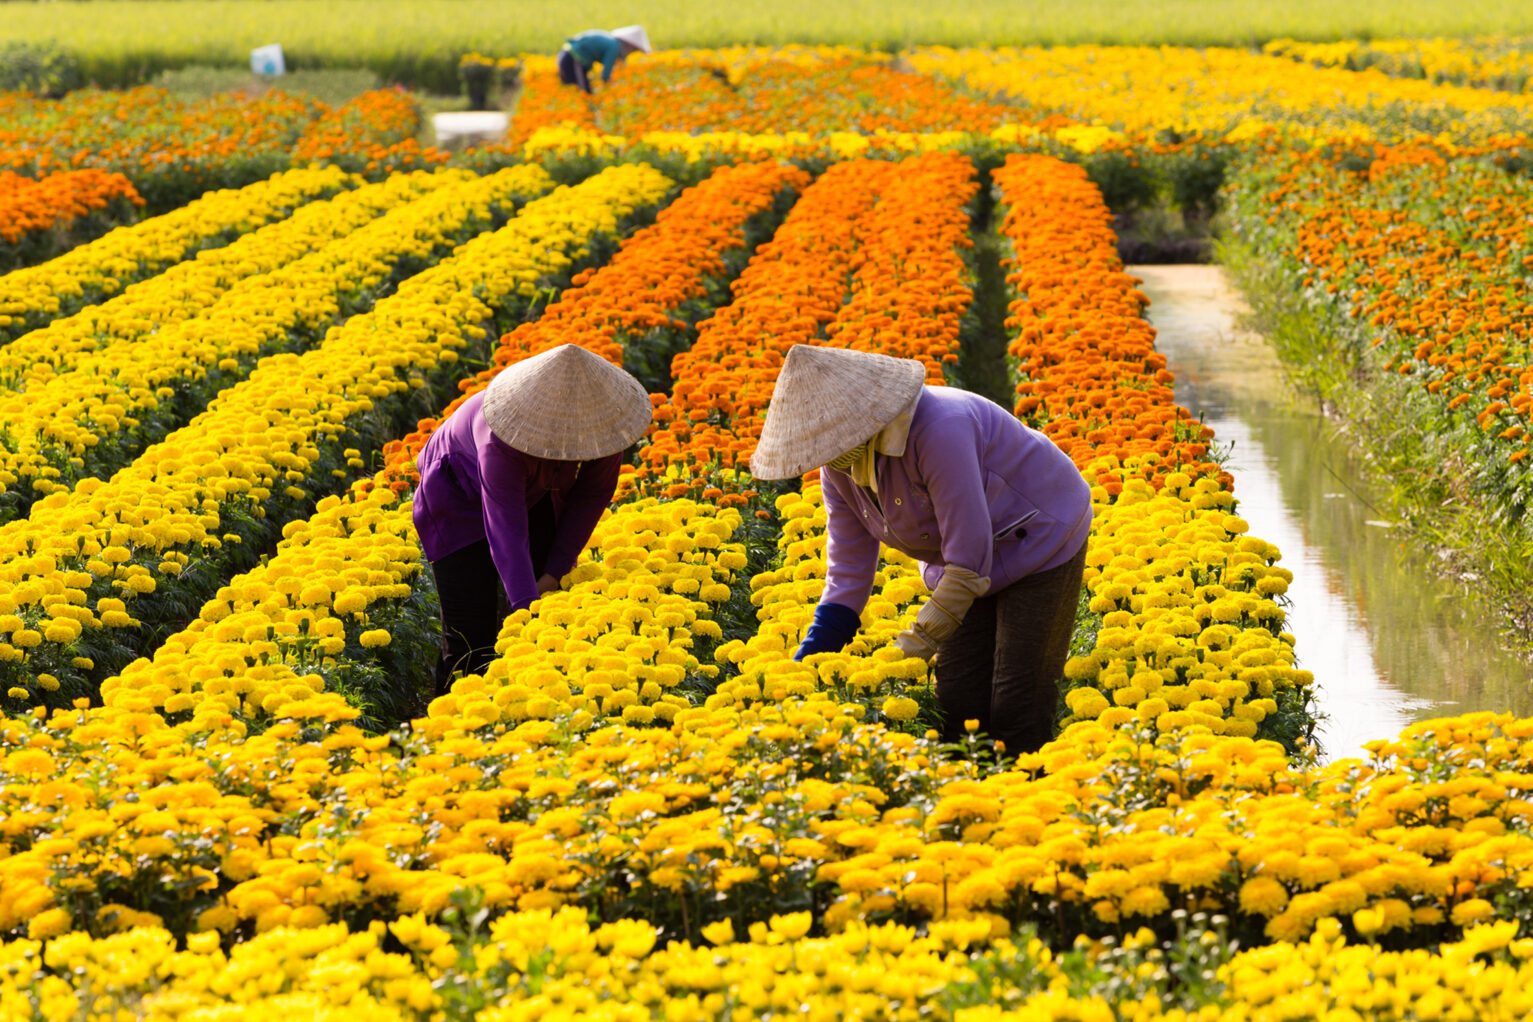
[1121,885,1170,918]
[27,907,71,940]
[358,629,391,648]
[881,696,920,722]
[1451,898,1496,927]
[1239,876,1289,917]
[701,919,735,945]
[768,912,812,941]
[621,704,655,725]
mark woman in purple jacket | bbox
[751,345,1092,756]
[413,345,652,695]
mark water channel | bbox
[1132,265,1533,762]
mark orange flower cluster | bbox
[640,152,978,492]
[501,56,600,152]
[367,160,811,498]
[291,88,449,177]
[0,87,322,208]
[585,57,1046,137]
[1232,142,1533,469]
[0,168,143,248]
[995,154,1226,491]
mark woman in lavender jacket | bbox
[752,345,1092,756]
[413,345,652,696]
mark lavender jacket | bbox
[820,386,1092,613]
[412,390,621,611]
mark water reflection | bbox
[1131,265,1533,762]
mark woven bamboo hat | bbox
[750,346,926,480]
[611,25,653,53]
[481,345,652,460]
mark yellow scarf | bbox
[827,390,921,498]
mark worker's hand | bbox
[893,628,939,663]
[535,573,562,595]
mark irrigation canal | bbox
[1134,264,1533,762]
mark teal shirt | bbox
[565,31,624,82]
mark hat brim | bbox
[482,345,653,460]
[749,348,926,480]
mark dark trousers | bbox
[557,49,592,94]
[430,494,556,696]
[933,539,1088,757]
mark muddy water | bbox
[1131,265,1533,762]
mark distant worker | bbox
[558,25,653,93]
[413,345,653,696]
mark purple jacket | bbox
[820,386,1092,614]
[412,390,621,611]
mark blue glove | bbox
[793,602,861,660]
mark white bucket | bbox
[250,44,286,77]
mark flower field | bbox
[2,39,1533,1020]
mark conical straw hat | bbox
[750,346,926,480]
[611,25,653,53]
[481,345,652,460]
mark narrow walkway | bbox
[1133,265,1533,761]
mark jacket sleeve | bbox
[819,470,881,616]
[478,439,541,611]
[542,453,620,579]
[597,34,622,81]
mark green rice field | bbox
[5,0,1533,91]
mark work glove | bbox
[893,564,990,662]
[793,602,861,660]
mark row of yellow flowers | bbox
[0,167,352,346]
[1264,35,1533,93]
[0,166,550,522]
[0,164,670,706]
[909,45,1533,145]
[5,906,1533,1020]
[98,159,807,735]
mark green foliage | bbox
[0,40,81,97]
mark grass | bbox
[7,0,1533,91]
[156,65,383,105]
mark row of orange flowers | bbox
[366,158,811,504]
[993,153,1310,747]
[0,86,430,216]
[637,151,977,495]
[581,54,1052,138]
[0,168,142,260]
[1228,141,1532,472]
[290,87,450,178]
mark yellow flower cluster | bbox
[0,165,368,389]
[0,169,503,506]
[7,848,1533,1018]
[723,483,935,718]
[1061,472,1308,739]
[0,163,670,702]
[909,45,1533,144]
[425,498,745,734]
[520,125,987,167]
[103,483,420,728]
[0,167,353,344]
[1265,35,1533,93]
